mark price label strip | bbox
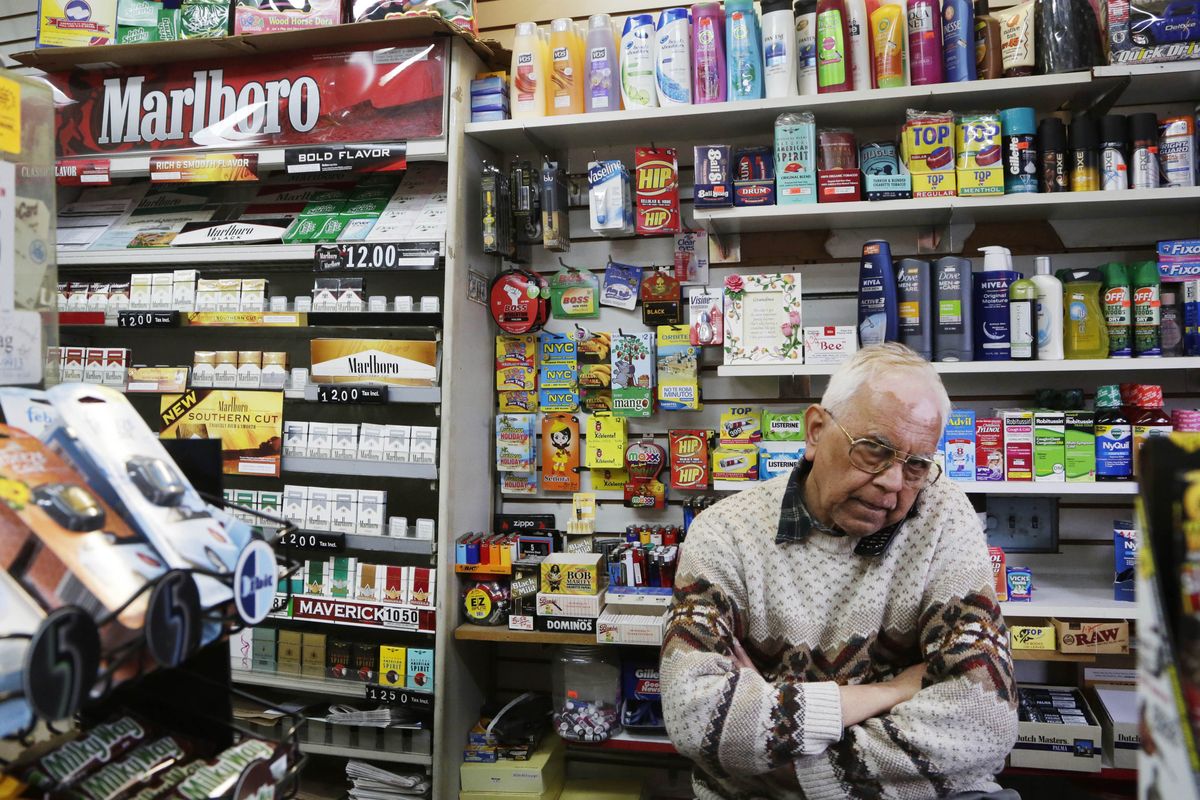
[56,158,112,186]
[314,242,441,271]
[284,143,407,175]
[363,684,434,710]
[316,384,386,405]
[117,310,180,328]
[277,529,344,552]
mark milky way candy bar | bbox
[20,716,154,792]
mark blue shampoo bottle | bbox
[973,245,1021,360]
[858,240,899,348]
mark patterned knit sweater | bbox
[661,473,1018,800]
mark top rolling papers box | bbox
[310,339,439,387]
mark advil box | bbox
[635,147,681,235]
[38,0,118,48]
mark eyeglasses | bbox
[822,407,942,487]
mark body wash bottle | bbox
[816,0,854,92]
[727,0,765,100]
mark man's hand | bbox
[731,638,758,674]
[839,662,927,728]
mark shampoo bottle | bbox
[727,0,765,100]
[795,0,819,94]
[656,8,693,106]
[973,245,1020,361]
[585,14,620,113]
[1031,256,1064,360]
[1062,268,1109,359]
[897,258,933,359]
[762,0,798,97]
[692,3,728,103]
[907,0,945,85]
[870,3,907,88]
[846,0,873,90]
[621,14,659,109]
[934,256,973,361]
[511,22,548,118]
[549,18,585,115]
[816,0,855,93]
[1100,262,1132,357]
[942,0,976,81]
[1009,272,1038,360]
[858,240,899,347]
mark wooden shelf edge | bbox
[1012,650,1096,663]
[453,625,595,646]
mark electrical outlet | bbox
[984,497,1058,553]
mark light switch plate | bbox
[984,497,1058,553]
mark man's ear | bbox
[804,404,825,456]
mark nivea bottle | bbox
[858,240,900,347]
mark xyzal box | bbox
[1114,521,1136,602]
[1034,411,1066,482]
[943,410,976,481]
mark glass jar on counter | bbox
[551,645,622,742]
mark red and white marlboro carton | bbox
[383,565,404,603]
[635,147,681,236]
[989,546,1007,601]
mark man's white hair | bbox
[820,342,952,429]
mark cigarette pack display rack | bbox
[6,10,506,794]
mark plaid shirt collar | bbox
[776,460,919,556]
[776,459,844,544]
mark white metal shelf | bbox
[232,670,365,699]
[465,73,1112,152]
[713,480,1137,496]
[58,244,442,268]
[281,456,437,480]
[1097,60,1200,106]
[342,533,436,555]
[283,385,442,404]
[299,740,432,766]
[719,357,1200,377]
[694,186,1200,234]
[1001,578,1135,620]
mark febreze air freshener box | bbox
[38,0,118,48]
[310,339,439,387]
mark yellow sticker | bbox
[0,76,20,155]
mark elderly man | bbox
[661,343,1018,800]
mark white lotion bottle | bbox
[1031,255,1065,360]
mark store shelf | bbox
[306,311,442,328]
[1000,578,1135,620]
[58,245,441,269]
[281,456,437,480]
[299,740,432,767]
[232,670,366,699]
[712,480,1138,497]
[570,730,681,756]
[1002,762,1137,782]
[283,385,441,404]
[1097,60,1200,106]
[718,357,1200,377]
[271,594,437,634]
[342,533,436,555]
[454,625,601,646]
[695,187,1200,234]
[12,14,495,72]
[466,73,1111,152]
[1011,650,1096,663]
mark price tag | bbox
[316,385,386,405]
[315,242,441,271]
[284,143,407,175]
[277,529,344,552]
[56,159,112,186]
[364,684,434,710]
[117,310,179,328]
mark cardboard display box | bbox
[460,737,565,795]
[1093,684,1138,770]
[1053,619,1130,655]
[1012,684,1102,773]
[1010,618,1056,651]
